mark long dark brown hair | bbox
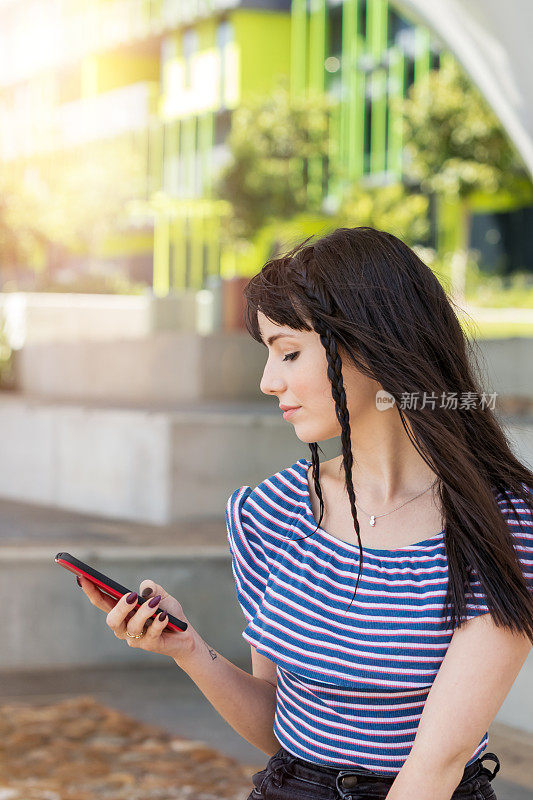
[243,226,533,640]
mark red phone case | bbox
[55,551,188,632]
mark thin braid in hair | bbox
[308,442,324,529]
[292,246,365,612]
[315,320,364,611]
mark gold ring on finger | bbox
[125,629,146,639]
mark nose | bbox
[259,356,286,396]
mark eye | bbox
[283,352,299,362]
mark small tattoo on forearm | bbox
[207,645,218,661]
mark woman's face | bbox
[257,310,381,443]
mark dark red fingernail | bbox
[159,611,167,621]
[126,592,138,604]
[76,576,82,587]
[148,594,161,608]
[141,587,153,598]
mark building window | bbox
[214,109,232,146]
[327,4,343,58]
[387,8,411,49]
[217,17,233,107]
[161,35,178,94]
[405,57,415,92]
[358,0,367,39]
[183,27,198,89]
[216,17,233,49]
[430,51,440,70]
[363,94,372,173]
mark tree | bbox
[0,134,146,284]
[0,168,52,276]
[213,76,336,241]
[334,181,430,248]
[397,56,532,303]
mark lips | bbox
[279,405,301,412]
[281,406,301,420]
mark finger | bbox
[121,591,165,640]
[106,591,140,633]
[131,609,168,641]
[135,591,164,627]
[78,577,117,613]
[153,609,168,629]
[139,580,168,602]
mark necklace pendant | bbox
[369,515,376,527]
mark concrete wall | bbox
[0,395,314,522]
[16,331,265,404]
[0,394,530,524]
[3,545,532,733]
[2,548,246,671]
[13,334,533,406]
[0,290,204,349]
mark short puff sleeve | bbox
[225,485,270,635]
[463,484,533,621]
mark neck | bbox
[333,409,437,506]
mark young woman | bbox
[78,227,532,800]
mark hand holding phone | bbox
[55,552,197,664]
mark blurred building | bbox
[0,0,531,291]
[149,0,292,295]
[151,0,443,292]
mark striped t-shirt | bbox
[225,457,533,775]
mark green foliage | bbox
[29,271,147,295]
[334,182,430,247]
[214,77,336,241]
[0,135,147,274]
[233,179,430,278]
[0,168,50,270]
[398,58,529,199]
[0,312,14,388]
[466,270,533,308]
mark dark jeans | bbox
[247,746,501,800]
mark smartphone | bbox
[55,551,188,632]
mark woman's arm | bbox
[78,576,280,757]
[385,612,532,799]
[178,631,281,757]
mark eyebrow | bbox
[264,333,299,346]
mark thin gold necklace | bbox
[356,479,438,527]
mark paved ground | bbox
[0,663,531,799]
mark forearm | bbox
[385,754,466,800]
[176,630,280,757]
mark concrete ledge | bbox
[0,290,203,347]
[1,547,250,672]
[0,395,317,522]
[0,394,530,523]
[16,331,265,403]
[13,334,533,406]
[2,544,532,737]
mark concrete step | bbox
[0,393,320,523]
[0,392,531,525]
[0,495,251,672]
[1,489,533,743]
[14,334,533,407]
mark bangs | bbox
[243,255,314,345]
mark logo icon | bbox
[375,390,396,411]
